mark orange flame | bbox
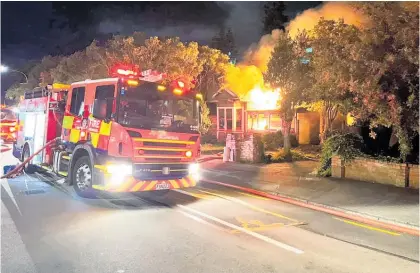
[224,2,368,111]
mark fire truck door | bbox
[20,112,46,164]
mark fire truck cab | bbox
[13,68,201,197]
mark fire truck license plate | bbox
[156,182,170,190]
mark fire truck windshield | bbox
[117,82,199,133]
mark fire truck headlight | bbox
[106,163,132,176]
[9,127,15,132]
[188,163,200,181]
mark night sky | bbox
[1,1,321,94]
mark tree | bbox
[262,2,289,35]
[265,31,309,157]
[347,2,419,160]
[305,19,361,143]
[6,56,63,100]
[211,27,238,62]
[51,41,108,83]
[195,46,230,101]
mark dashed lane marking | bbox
[333,217,401,236]
[177,204,304,254]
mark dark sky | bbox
[1,1,321,96]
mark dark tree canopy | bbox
[262,2,289,34]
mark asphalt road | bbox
[1,147,419,273]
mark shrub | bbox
[270,149,307,163]
[201,133,218,144]
[290,134,298,147]
[262,131,284,150]
[317,133,364,176]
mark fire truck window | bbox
[95,85,115,100]
[70,87,86,116]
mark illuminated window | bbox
[236,109,242,130]
[270,114,282,130]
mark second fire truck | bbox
[13,67,201,197]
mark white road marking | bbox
[177,204,304,254]
[179,210,227,232]
[1,178,22,215]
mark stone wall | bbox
[409,164,419,189]
[234,134,264,163]
[332,156,419,189]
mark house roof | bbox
[208,88,239,102]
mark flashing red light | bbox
[173,88,183,95]
[117,69,136,76]
[177,81,185,88]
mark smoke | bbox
[287,2,367,38]
[225,2,368,96]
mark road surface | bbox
[1,146,418,273]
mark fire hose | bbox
[1,137,61,179]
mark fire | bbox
[224,2,368,110]
[247,86,281,111]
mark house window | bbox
[236,108,242,130]
[269,114,282,130]
[248,112,268,130]
[218,108,234,130]
[218,108,225,129]
[226,108,233,130]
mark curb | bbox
[202,178,420,237]
[198,156,222,163]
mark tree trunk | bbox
[319,101,339,144]
[283,121,292,161]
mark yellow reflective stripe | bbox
[90,132,99,147]
[62,116,74,129]
[0,123,16,126]
[69,129,80,143]
[169,180,180,189]
[132,138,195,145]
[144,181,157,191]
[187,176,197,186]
[99,121,112,136]
[180,179,189,187]
[92,185,106,190]
[94,165,107,171]
[130,182,145,192]
[134,147,190,152]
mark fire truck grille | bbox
[133,163,189,180]
[143,142,187,148]
[143,150,183,156]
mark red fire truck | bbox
[0,105,18,143]
[13,67,201,197]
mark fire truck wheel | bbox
[72,156,96,198]
[22,144,35,174]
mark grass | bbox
[201,143,225,155]
[266,145,321,163]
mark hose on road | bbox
[1,137,61,179]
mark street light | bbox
[0,64,28,84]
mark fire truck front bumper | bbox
[91,163,200,192]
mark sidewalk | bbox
[201,159,419,228]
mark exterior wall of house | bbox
[297,112,320,145]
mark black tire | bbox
[71,156,96,198]
[22,144,36,174]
